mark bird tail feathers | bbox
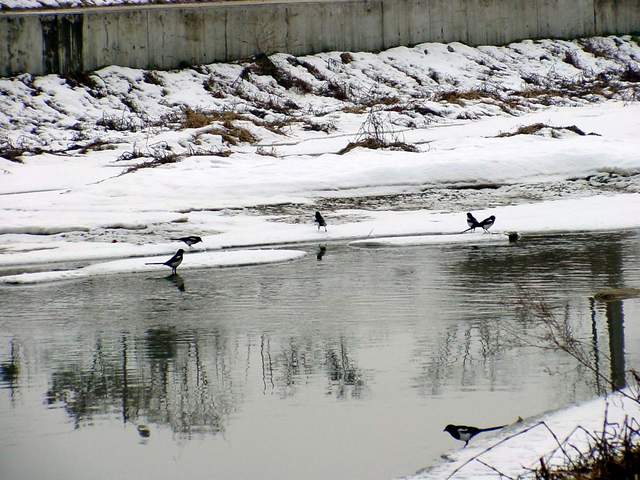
[479,425,507,433]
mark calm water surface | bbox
[1,231,640,480]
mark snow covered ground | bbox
[1,36,639,274]
[406,388,640,479]
[1,36,640,477]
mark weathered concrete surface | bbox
[1,0,639,76]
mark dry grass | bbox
[338,138,418,154]
[297,59,325,80]
[199,121,258,146]
[0,139,27,162]
[222,120,257,144]
[143,71,164,86]
[495,123,595,138]
[186,144,232,157]
[120,147,182,175]
[363,96,401,107]
[249,53,314,93]
[181,107,252,130]
[116,145,146,162]
[342,105,368,114]
[340,52,355,64]
[323,80,350,101]
[532,403,640,480]
[256,118,295,136]
[63,71,99,90]
[182,108,214,129]
[97,111,143,131]
[434,89,491,105]
[620,67,640,83]
[70,139,117,155]
[579,40,615,59]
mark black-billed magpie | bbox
[172,236,202,248]
[463,212,482,232]
[480,215,496,232]
[443,423,506,447]
[315,211,327,232]
[146,249,184,275]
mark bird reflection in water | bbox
[166,273,185,292]
[137,424,151,438]
[316,245,327,261]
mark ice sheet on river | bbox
[0,249,306,284]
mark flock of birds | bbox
[144,209,512,446]
[146,210,499,277]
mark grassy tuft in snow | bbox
[494,123,600,138]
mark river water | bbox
[1,230,639,480]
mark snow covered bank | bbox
[0,249,306,284]
[1,37,639,274]
[2,36,639,154]
[409,389,640,479]
[1,193,638,270]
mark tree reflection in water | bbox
[1,339,20,404]
[411,233,631,398]
[42,324,367,435]
[260,333,365,399]
[325,338,364,399]
[46,327,233,436]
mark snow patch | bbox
[409,389,640,480]
[0,249,307,284]
[349,232,510,248]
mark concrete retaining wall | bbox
[1,0,639,77]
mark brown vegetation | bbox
[495,123,599,138]
[338,138,418,154]
[181,107,249,129]
[434,89,494,105]
[0,139,27,162]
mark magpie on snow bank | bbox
[479,215,495,232]
[462,213,496,233]
[172,236,202,247]
[443,423,507,447]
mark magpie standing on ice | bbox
[315,211,327,232]
[443,423,506,447]
[463,212,482,233]
[172,236,202,248]
[479,215,496,233]
[146,249,184,275]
